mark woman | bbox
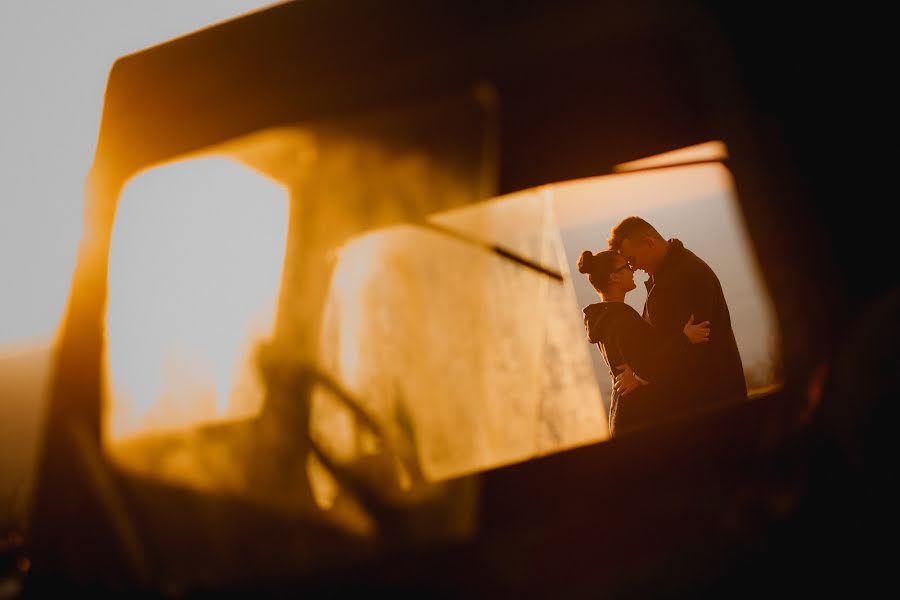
[578,249,710,436]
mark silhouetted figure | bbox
[578,250,710,436]
[608,216,746,415]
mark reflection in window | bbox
[312,187,607,485]
[309,149,782,490]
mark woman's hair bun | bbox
[577,250,594,274]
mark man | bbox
[608,216,746,417]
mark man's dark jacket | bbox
[642,238,747,413]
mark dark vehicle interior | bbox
[21,0,896,597]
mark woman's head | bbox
[577,249,636,297]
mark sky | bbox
[0,0,282,351]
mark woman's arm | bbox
[615,311,709,387]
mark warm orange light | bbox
[312,189,608,487]
[321,233,389,390]
[614,140,728,172]
[105,156,288,441]
[0,1,283,352]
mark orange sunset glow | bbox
[0,1,281,350]
[0,0,283,528]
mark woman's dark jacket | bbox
[583,301,692,436]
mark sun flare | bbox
[105,156,288,441]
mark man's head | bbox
[607,216,669,275]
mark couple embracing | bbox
[579,217,746,436]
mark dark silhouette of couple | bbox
[579,216,746,436]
